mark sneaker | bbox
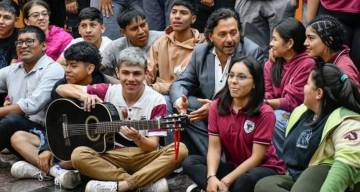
[10,161,51,181]
[50,164,82,189]
[142,178,169,192]
[53,171,81,189]
[85,180,117,192]
[186,183,204,192]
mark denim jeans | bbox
[0,114,43,151]
[273,109,290,158]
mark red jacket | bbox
[331,47,360,88]
[264,52,315,112]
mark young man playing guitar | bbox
[10,42,112,189]
[56,47,188,192]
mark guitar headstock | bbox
[160,114,189,131]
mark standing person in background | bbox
[264,18,315,156]
[142,0,174,31]
[307,0,360,69]
[234,0,296,48]
[22,0,73,60]
[65,0,90,38]
[192,0,235,33]
[304,14,360,87]
[90,0,142,40]
[146,0,203,113]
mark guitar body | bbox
[45,98,120,161]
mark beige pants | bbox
[71,143,188,190]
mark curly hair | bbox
[307,14,344,52]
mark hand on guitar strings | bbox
[120,126,142,142]
[80,93,103,112]
[38,150,54,173]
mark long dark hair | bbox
[217,56,264,116]
[312,63,360,120]
[271,18,306,87]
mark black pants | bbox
[318,4,360,70]
[183,155,278,192]
[0,114,43,151]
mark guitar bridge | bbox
[62,114,70,146]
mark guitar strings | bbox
[63,121,182,136]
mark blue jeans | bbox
[0,114,43,151]
[273,109,290,158]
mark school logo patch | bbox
[244,120,255,134]
[344,131,358,141]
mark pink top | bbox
[321,0,360,13]
[264,52,315,112]
[46,25,73,61]
[208,100,285,174]
[330,47,360,87]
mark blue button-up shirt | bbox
[0,54,64,125]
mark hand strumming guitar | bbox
[80,93,103,112]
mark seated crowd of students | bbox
[0,0,360,192]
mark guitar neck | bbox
[95,120,162,134]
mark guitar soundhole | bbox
[85,115,101,141]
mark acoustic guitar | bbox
[45,98,188,161]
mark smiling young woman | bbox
[183,56,285,192]
[22,0,73,60]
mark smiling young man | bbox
[57,7,112,66]
[101,7,163,76]
[0,26,63,181]
[0,0,19,68]
[146,0,203,98]
[55,47,188,192]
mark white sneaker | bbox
[85,180,117,192]
[10,161,51,181]
[54,170,81,189]
[186,183,205,192]
[142,178,169,192]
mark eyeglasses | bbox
[28,11,49,19]
[15,39,36,47]
[227,73,252,81]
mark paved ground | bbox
[0,152,193,192]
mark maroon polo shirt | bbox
[208,99,285,174]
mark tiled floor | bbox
[0,153,193,192]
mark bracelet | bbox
[207,175,216,181]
